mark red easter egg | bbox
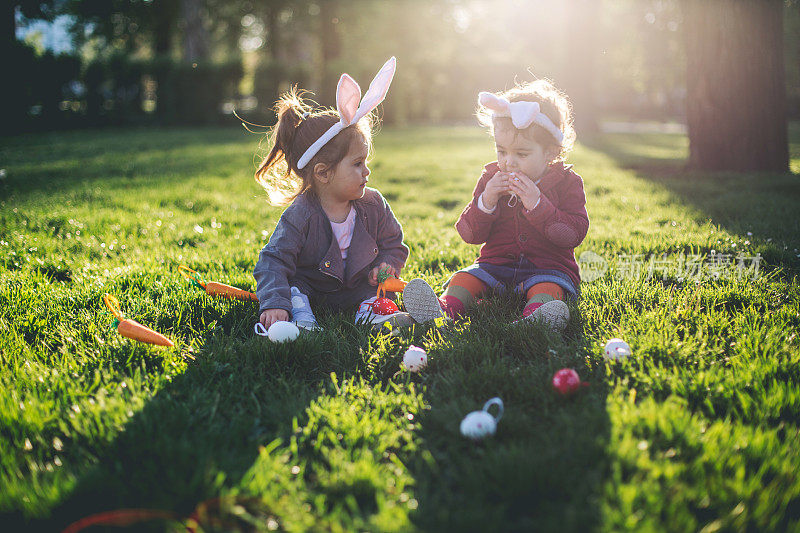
[372,297,399,315]
[552,368,583,396]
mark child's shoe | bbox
[516,300,570,332]
[294,320,322,331]
[403,278,448,324]
[290,287,320,330]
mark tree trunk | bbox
[318,0,341,106]
[683,0,788,172]
[2,4,22,133]
[562,0,600,134]
[265,3,282,61]
[153,0,178,55]
[1,4,15,46]
[181,0,209,63]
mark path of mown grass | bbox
[1,124,799,532]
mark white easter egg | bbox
[267,320,300,343]
[402,345,428,372]
[460,411,497,439]
[604,338,632,360]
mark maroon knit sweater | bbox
[455,161,589,290]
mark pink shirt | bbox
[329,206,357,259]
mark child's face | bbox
[328,138,371,202]
[493,126,552,179]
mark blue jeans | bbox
[447,256,579,299]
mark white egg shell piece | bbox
[268,321,300,343]
[460,411,497,439]
[603,338,632,360]
[403,346,428,372]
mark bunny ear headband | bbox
[478,92,564,146]
[297,57,397,170]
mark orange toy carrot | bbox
[376,268,408,298]
[203,281,259,302]
[179,265,258,302]
[103,294,174,347]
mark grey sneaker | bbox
[403,278,447,324]
[354,297,415,329]
[366,311,416,329]
[294,320,322,332]
[517,300,570,332]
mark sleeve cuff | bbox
[477,193,497,214]
[259,300,292,314]
[523,193,555,226]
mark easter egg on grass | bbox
[552,368,587,396]
[460,411,497,439]
[372,297,399,315]
[402,345,428,372]
[603,338,632,361]
[267,320,300,343]
[460,398,504,440]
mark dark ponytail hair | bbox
[255,87,374,205]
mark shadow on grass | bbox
[581,130,800,273]
[408,292,611,531]
[0,126,252,201]
[3,300,384,532]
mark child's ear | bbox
[546,146,560,162]
[313,162,332,184]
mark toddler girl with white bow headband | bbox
[403,79,588,332]
[253,57,415,332]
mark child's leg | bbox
[522,282,565,318]
[441,272,489,319]
[518,281,569,332]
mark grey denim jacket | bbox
[254,187,409,314]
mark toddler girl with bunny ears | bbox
[403,79,588,331]
[253,57,415,332]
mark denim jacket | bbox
[254,187,409,313]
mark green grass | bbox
[1,123,799,532]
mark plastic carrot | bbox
[179,265,258,302]
[203,281,259,302]
[376,267,407,298]
[103,294,174,347]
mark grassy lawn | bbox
[1,123,799,532]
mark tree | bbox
[180,0,209,62]
[2,1,63,133]
[562,0,600,134]
[682,0,788,172]
[318,0,342,106]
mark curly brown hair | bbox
[477,79,576,163]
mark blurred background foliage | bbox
[3,0,798,133]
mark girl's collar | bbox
[536,161,570,191]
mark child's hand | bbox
[369,262,397,286]
[482,171,512,211]
[507,172,541,211]
[260,308,290,328]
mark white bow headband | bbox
[478,92,564,145]
[297,57,396,170]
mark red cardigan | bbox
[455,161,589,290]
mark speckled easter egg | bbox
[267,320,300,343]
[402,345,428,372]
[460,411,497,439]
[603,338,632,361]
[372,297,399,315]
[552,368,582,396]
